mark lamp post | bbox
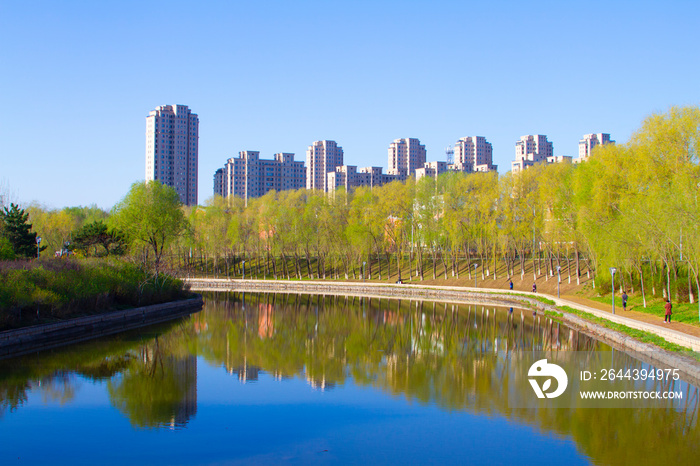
[556,265,561,299]
[610,267,618,315]
[36,236,41,259]
[242,261,246,280]
[474,263,479,288]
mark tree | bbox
[0,203,43,258]
[0,236,14,260]
[70,220,127,257]
[110,181,188,273]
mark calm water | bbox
[0,292,698,465]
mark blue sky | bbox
[1,0,698,209]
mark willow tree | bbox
[110,181,187,274]
[500,166,543,282]
[375,180,413,281]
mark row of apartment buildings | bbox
[212,136,501,203]
[511,133,614,172]
[144,105,613,206]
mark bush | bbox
[0,258,189,330]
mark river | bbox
[0,292,698,465]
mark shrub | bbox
[0,258,189,330]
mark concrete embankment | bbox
[186,278,700,383]
[0,296,203,359]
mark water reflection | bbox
[0,292,698,464]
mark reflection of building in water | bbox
[193,314,208,333]
[382,310,404,326]
[258,304,274,339]
[228,361,261,384]
[169,354,198,429]
[272,370,291,381]
[306,374,335,391]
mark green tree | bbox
[0,236,14,260]
[0,203,43,258]
[110,181,188,273]
[70,220,127,257]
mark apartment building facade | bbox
[145,104,199,205]
[511,135,553,172]
[577,133,614,162]
[216,151,305,203]
[327,165,396,192]
[451,136,497,173]
[415,161,448,181]
[387,138,427,181]
[306,140,344,191]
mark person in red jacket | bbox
[664,299,672,323]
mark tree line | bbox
[7,106,700,308]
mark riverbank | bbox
[0,295,203,359]
[186,278,700,383]
[0,258,190,331]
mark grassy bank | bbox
[0,258,190,331]
[545,306,700,360]
[588,294,700,326]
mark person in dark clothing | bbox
[509,280,513,290]
[622,291,628,311]
[532,282,537,293]
[664,299,672,323]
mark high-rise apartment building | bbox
[213,168,224,198]
[217,151,305,204]
[511,135,553,172]
[451,136,497,173]
[306,140,343,191]
[577,133,614,163]
[387,138,426,181]
[145,104,199,205]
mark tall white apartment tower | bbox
[577,133,614,162]
[452,136,497,173]
[145,104,199,206]
[387,138,426,181]
[306,140,344,191]
[511,135,553,172]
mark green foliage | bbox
[0,236,14,260]
[70,220,127,257]
[0,203,43,258]
[27,204,109,254]
[0,258,189,330]
[110,181,187,272]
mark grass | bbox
[0,258,190,331]
[545,306,700,360]
[587,293,700,327]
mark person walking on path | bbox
[509,280,513,290]
[664,299,672,323]
[532,282,537,293]
[622,291,628,311]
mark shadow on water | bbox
[0,291,698,464]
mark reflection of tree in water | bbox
[0,320,189,423]
[108,337,197,429]
[34,372,78,405]
[0,381,29,418]
[198,292,700,465]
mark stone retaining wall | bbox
[0,296,203,359]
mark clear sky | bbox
[1,0,699,210]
